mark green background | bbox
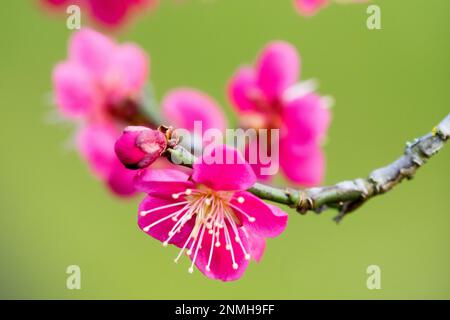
[0,0,449,299]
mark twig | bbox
[165,114,450,222]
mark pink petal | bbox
[76,124,117,179]
[282,93,331,145]
[134,168,193,198]
[192,145,256,191]
[244,139,279,182]
[194,226,250,281]
[244,229,266,262]
[280,143,325,186]
[228,67,260,112]
[256,41,300,100]
[162,88,227,132]
[294,0,329,16]
[107,43,149,98]
[230,191,288,238]
[69,28,116,78]
[107,157,138,196]
[138,195,195,248]
[87,0,130,27]
[52,62,98,118]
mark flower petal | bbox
[87,0,130,27]
[280,143,325,186]
[192,145,256,191]
[107,158,138,196]
[231,191,288,238]
[52,62,98,118]
[194,226,250,281]
[282,93,331,145]
[228,66,260,112]
[294,0,329,16]
[69,28,116,78]
[243,228,266,262]
[107,43,149,97]
[138,195,195,248]
[134,168,193,197]
[162,88,227,132]
[76,124,117,179]
[256,41,300,100]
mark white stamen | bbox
[185,188,192,195]
[232,263,238,270]
[237,196,245,204]
[172,193,180,199]
[140,201,188,217]
[188,267,194,274]
[245,254,251,260]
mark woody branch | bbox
[166,114,450,222]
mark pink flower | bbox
[53,28,148,120]
[293,0,369,16]
[52,28,149,196]
[228,41,331,186]
[41,0,158,29]
[135,145,288,281]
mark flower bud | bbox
[115,126,167,169]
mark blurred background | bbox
[0,0,449,299]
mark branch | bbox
[165,114,450,222]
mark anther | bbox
[163,241,168,247]
[237,196,245,204]
[188,267,194,274]
[185,189,192,195]
[205,198,212,206]
[187,249,192,256]
[245,254,251,260]
[232,263,238,270]
[248,217,256,222]
[206,266,211,272]
[226,244,231,251]
[215,242,221,247]
[172,193,180,199]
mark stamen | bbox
[237,196,245,204]
[185,188,192,195]
[140,201,188,217]
[143,204,189,232]
[229,203,256,223]
[188,225,206,275]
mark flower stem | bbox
[165,114,450,222]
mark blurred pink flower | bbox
[135,144,288,281]
[228,41,331,186]
[41,0,158,29]
[162,88,227,133]
[52,28,149,196]
[293,0,369,16]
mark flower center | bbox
[139,186,256,274]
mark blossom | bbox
[228,41,331,186]
[135,145,288,281]
[52,28,149,196]
[41,0,158,29]
[293,0,369,16]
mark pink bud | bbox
[115,126,167,169]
